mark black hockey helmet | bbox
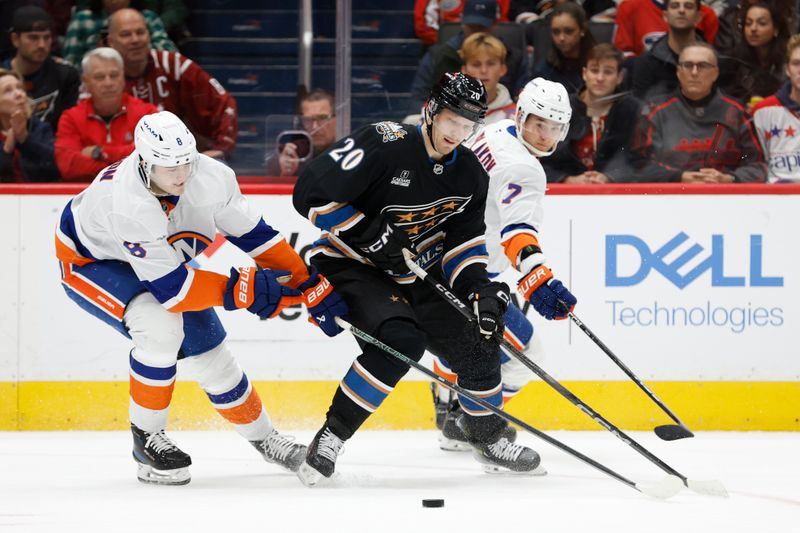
[427,72,488,124]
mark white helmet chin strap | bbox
[519,134,557,158]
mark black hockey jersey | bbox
[293,121,491,299]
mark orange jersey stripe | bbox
[216,388,264,425]
[502,233,540,269]
[129,376,175,411]
[61,264,125,320]
[253,239,309,288]
[55,234,93,266]
[168,268,229,313]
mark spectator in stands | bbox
[614,0,719,57]
[632,0,705,102]
[752,33,800,183]
[0,68,59,182]
[408,0,527,113]
[77,0,190,46]
[461,32,516,122]
[270,89,337,177]
[719,1,789,108]
[63,0,176,67]
[716,0,797,54]
[625,42,767,182]
[414,0,510,46]
[2,6,80,132]
[55,47,157,181]
[107,8,237,159]
[532,2,597,94]
[543,44,640,182]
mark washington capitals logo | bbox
[384,196,470,241]
[168,231,212,262]
[374,121,407,143]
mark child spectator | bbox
[0,68,60,182]
[752,33,800,183]
[542,44,640,182]
[460,32,516,122]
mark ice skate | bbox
[251,429,307,472]
[472,433,547,475]
[297,426,344,487]
[131,424,192,486]
[439,404,517,452]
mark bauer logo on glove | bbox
[517,264,577,320]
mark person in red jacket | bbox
[614,0,718,57]
[107,8,237,159]
[55,47,158,181]
[414,0,510,46]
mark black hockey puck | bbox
[422,499,445,508]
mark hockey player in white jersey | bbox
[54,111,348,486]
[431,78,578,452]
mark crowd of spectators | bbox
[2,0,800,184]
[0,2,235,183]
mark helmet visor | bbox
[522,115,568,146]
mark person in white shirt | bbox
[460,32,516,124]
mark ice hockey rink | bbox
[1,430,797,533]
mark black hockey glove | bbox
[347,216,416,277]
[470,281,511,338]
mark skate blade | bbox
[437,434,471,452]
[136,463,191,486]
[481,464,548,476]
[297,461,329,487]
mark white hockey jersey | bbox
[55,153,308,312]
[752,90,800,184]
[465,119,546,275]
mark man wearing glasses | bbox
[275,88,337,177]
[625,42,767,183]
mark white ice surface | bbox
[0,430,797,533]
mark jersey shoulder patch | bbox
[372,121,410,143]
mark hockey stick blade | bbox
[636,475,684,500]
[654,424,694,441]
[687,479,729,498]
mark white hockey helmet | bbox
[515,78,572,157]
[134,111,198,187]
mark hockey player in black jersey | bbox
[292,72,544,486]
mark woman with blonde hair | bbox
[0,68,59,182]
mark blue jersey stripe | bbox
[442,242,488,281]
[226,219,280,253]
[459,388,503,413]
[59,201,97,260]
[500,223,537,238]
[313,204,358,232]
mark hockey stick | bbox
[335,317,682,500]
[401,251,727,498]
[558,302,694,441]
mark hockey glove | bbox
[298,266,349,337]
[471,281,512,338]
[223,267,303,319]
[518,265,577,320]
[347,216,416,277]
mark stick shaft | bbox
[567,311,689,429]
[336,317,644,493]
